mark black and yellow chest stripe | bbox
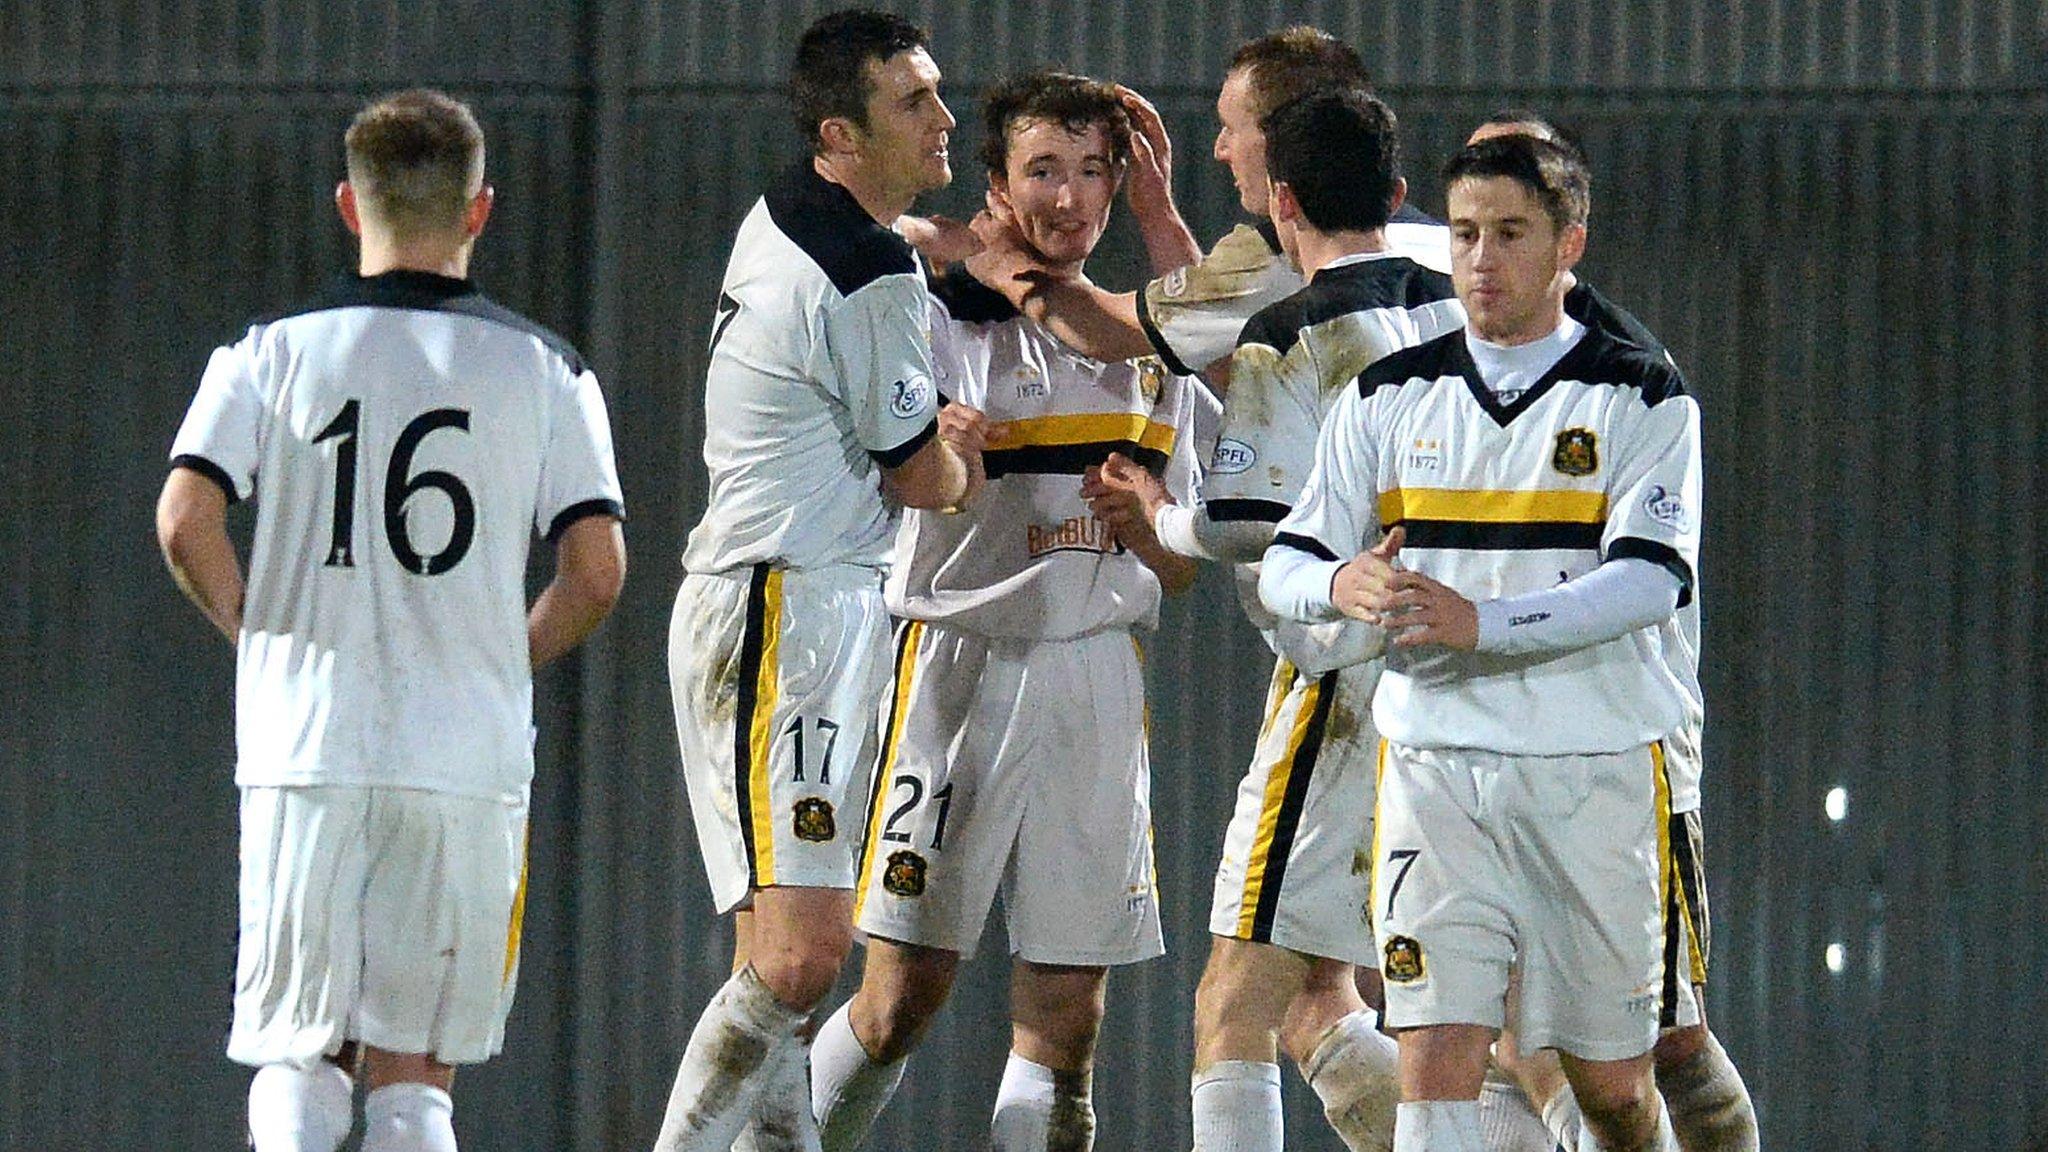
[1378,487,1607,551]
[981,412,1176,479]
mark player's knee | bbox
[1573,1066,1660,1138]
[751,939,848,1010]
[1192,957,1250,1039]
[853,982,948,1063]
[1653,1021,1708,1069]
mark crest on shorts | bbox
[792,797,836,843]
[1552,428,1599,476]
[1383,935,1426,984]
[1136,357,1167,405]
[882,850,927,897]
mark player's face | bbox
[1213,68,1268,216]
[992,119,1121,272]
[1448,175,1585,345]
[855,47,955,201]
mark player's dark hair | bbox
[1442,134,1591,232]
[980,71,1132,177]
[790,8,931,151]
[1262,89,1400,234]
[344,89,484,238]
[1474,108,1587,163]
[1228,26,1371,121]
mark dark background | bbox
[3,2,2044,1148]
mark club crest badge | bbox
[1383,935,1426,984]
[792,797,836,843]
[882,850,928,897]
[1136,357,1166,406]
[1552,428,1599,476]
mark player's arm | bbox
[882,402,987,510]
[1116,84,1201,275]
[528,513,626,669]
[155,466,244,643]
[963,202,1156,364]
[1082,454,1197,594]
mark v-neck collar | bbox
[1452,329,1605,427]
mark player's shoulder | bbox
[927,268,1020,325]
[1565,280,1671,361]
[1560,325,1687,407]
[1354,327,1465,394]
[762,160,919,299]
[255,271,589,376]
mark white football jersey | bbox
[1207,252,1465,647]
[682,162,942,576]
[885,275,1214,640]
[1273,325,1702,756]
[169,270,625,800]
[1137,205,1452,376]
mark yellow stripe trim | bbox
[1235,664,1318,937]
[502,825,529,985]
[1377,487,1609,525]
[747,570,785,887]
[988,412,1177,456]
[1652,742,1674,995]
[855,622,923,920]
[1369,739,1389,936]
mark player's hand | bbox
[1378,570,1479,651]
[965,199,1062,300]
[1081,451,1172,522]
[939,403,989,508]
[898,213,984,267]
[1116,85,1176,221]
[1331,527,1405,622]
[1082,464,1151,547]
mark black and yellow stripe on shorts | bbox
[503,824,529,986]
[1648,742,1688,1028]
[1233,661,1339,942]
[734,564,785,888]
[854,619,924,920]
[1662,803,1712,1026]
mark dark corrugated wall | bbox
[3,3,2042,1150]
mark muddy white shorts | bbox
[670,563,892,912]
[1371,741,1676,1062]
[854,621,1163,966]
[1208,656,1381,965]
[228,785,528,1068]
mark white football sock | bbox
[1301,1008,1401,1152]
[734,1035,822,1152]
[1190,1060,1282,1152]
[1541,1083,1586,1151]
[1477,1065,1555,1152]
[652,965,810,1152]
[247,1062,355,1152]
[360,1083,456,1152]
[990,1053,1094,1152]
[1657,1033,1758,1152]
[1392,1100,1486,1152]
[810,1000,906,1152]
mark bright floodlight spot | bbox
[1825,943,1846,973]
[1825,787,1848,823]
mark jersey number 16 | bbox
[312,399,477,575]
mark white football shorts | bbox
[228,784,528,1068]
[1208,657,1381,965]
[669,563,891,912]
[1371,741,1676,1062]
[854,621,1163,966]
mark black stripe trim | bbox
[732,563,773,890]
[1135,288,1200,378]
[260,271,588,375]
[1272,531,1340,562]
[1661,868,1683,1029]
[1673,810,1710,973]
[1396,520,1603,552]
[170,454,241,504]
[855,620,919,873]
[1606,536,1695,608]
[1206,498,1290,524]
[869,417,939,470]
[1249,669,1338,941]
[544,497,623,543]
[982,441,1168,479]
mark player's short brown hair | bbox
[1442,134,1592,233]
[1228,26,1371,121]
[344,89,485,238]
[980,71,1132,177]
[790,8,931,151]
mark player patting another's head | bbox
[1215,26,1370,216]
[794,8,954,222]
[1260,87,1405,270]
[335,89,492,276]
[981,71,1133,277]
[1442,134,1589,346]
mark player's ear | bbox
[335,181,363,236]
[1386,176,1408,219]
[1268,179,1297,223]
[463,185,494,238]
[818,116,861,158]
[1556,220,1587,271]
